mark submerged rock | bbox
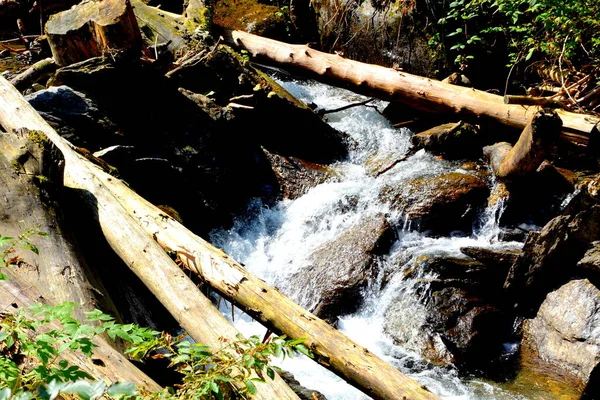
[287,215,396,323]
[380,171,489,235]
[522,279,600,389]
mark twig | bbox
[317,98,374,116]
[229,94,253,102]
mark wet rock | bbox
[498,161,576,227]
[504,187,600,316]
[287,215,396,323]
[522,279,600,387]
[311,0,433,75]
[380,171,489,235]
[460,247,519,279]
[578,241,600,273]
[279,371,328,400]
[262,149,339,200]
[213,0,290,40]
[25,85,120,149]
[410,121,484,160]
[384,255,511,369]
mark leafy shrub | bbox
[434,0,600,70]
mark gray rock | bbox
[522,279,600,383]
[578,241,600,272]
[287,215,396,323]
[411,121,484,160]
[504,190,600,315]
[26,85,119,150]
[380,172,489,235]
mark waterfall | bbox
[209,77,532,399]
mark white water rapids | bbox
[209,76,535,399]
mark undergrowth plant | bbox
[0,232,313,399]
[433,0,600,71]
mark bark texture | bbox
[45,0,142,66]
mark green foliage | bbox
[0,302,313,400]
[0,233,313,400]
[0,228,48,280]
[433,0,600,69]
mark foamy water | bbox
[210,77,528,399]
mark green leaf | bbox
[209,381,219,393]
[295,344,313,358]
[39,379,66,400]
[107,382,136,397]
[244,380,257,395]
[266,367,275,380]
[61,380,104,400]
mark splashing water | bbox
[210,77,530,399]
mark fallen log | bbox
[220,29,600,147]
[0,117,121,326]
[45,0,142,66]
[9,57,57,92]
[130,0,188,53]
[484,109,563,179]
[0,76,300,400]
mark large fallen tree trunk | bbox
[0,74,441,399]
[221,29,600,147]
[0,76,299,400]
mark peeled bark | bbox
[0,74,441,400]
[45,0,142,66]
[0,75,299,400]
[484,109,563,179]
[221,29,600,147]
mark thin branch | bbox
[317,98,374,116]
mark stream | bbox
[209,75,554,399]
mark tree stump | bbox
[45,0,142,66]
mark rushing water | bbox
[209,76,540,399]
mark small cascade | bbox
[209,77,537,399]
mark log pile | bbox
[3,0,600,397]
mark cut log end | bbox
[46,0,142,66]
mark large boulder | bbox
[522,279,600,388]
[380,171,489,235]
[384,255,511,370]
[286,215,396,323]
